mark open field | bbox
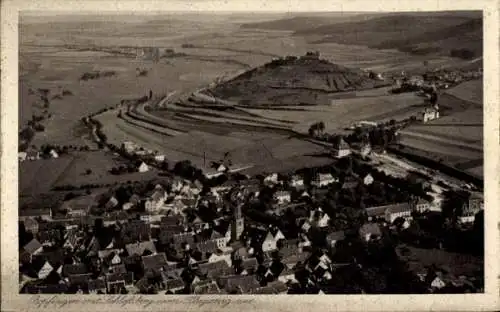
[52,151,159,188]
[19,157,75,196]
[396,244,483,277]
[19,150,160,196]
[400,79,483,178]
[237,91,424,133]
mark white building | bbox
[273,191,291,205]
[18,152,27,162]
[363,174,374,186]
[137,162,149,173]
[264,173,279,185]
[332,137,351,158]
[290,175,304,188]
[312,173,338,187]
[422,107,440,123]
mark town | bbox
[19,126,484,294]
[18,11,485,296]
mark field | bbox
[19,151,160,197]
[19,13,484,193]
[399,79,483,178]
[52,151,159,188]
[396,244,483,278]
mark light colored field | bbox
[20,48,243,146]
[239,92,423,133]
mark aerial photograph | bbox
[18,11,484,294]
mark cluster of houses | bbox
[19,149,484,294]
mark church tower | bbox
[231,203,244,242]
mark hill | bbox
[239,13,386,32]
[294,13,482,60]
[209,53,390,105]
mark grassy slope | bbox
[293,13,482,59]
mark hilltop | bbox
[209,52,390,106]
[294,14,482,60]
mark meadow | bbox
[400,79,483,178]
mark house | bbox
[49,149,59,158]
[154,154,166,162]
[105,272,134,293]
[217,274,260,294]
[459,192,483,223]
[142,253,169,273]
[311,173,338,187]
[332,137,351,158]
[422,107,440,123]
[63,229,83,251]
[430,275,446,290]
[23,217,39,234]
[274,191,291,205]
[264,173,279,185]
[359,223,382,241]
[194,239,219,255]
[21,257,54,280]
[363,173,374,186]
[121,220,151,244]
[172,232,196,251]
[365,202,412,223]
[411,198,432,213]
[122,141,137,153]
[163,277,185,293]
[19,152,27,162]
[207,251,232,266]
[325,231,345,248]
[309,209,330,228]
[193,280,221,294]
[253,280,288,294]
[126,240,157,257]
[290,175,304,188]
[105,196,119,210]
[199,260,233,280]
[88,278,107,294]
[60,195,95,217]
[262,227,286,252]
[342,177,359,190]
[26,150,40,161]
[145,189,167,212]
[277,266,297,284]
[21,239,43,261]
[137,162,149,173]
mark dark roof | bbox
[158,226,185,244]
[172,232,196,248]
[326,231,346,242]
[217,275,260,293]
[165,278,185,290]
[366,203,411,217]
[88,278,106,291]
[253,281,288,294]
[126,241,157,256]
[68,273,92,287]
[199,260,232,279]
[142,253,169,271]
[62,263,88,277]
[106,272,134,284]
[23,239,42,255]
[193,281,221,294]
[359,223,382,237]
[241,257,258,271]
[194,240,219,254]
